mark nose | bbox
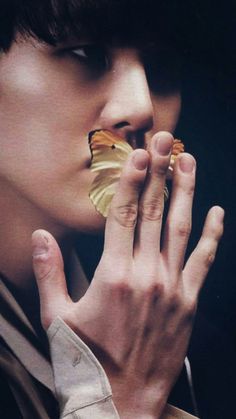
[100,49,154,141]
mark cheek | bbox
[0,137,90,197]
[0,67,98,138]
[0,45,103,144]
[0,57,99,189]
[152,93,181,132]
[0,138,96,227]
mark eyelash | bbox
[69,45,109,73]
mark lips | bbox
[88,130,184,217]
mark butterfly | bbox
[89,129,184,217]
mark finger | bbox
[32,229,71,329]
[162,153,196,274]
[135,132,173,257]
[183,206,224,294]
[103,149,149,261]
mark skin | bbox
[0,34,224,417]
[0,37,180,285]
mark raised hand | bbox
[32,132,224,418]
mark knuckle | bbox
[203,249,216,268]
[96,259,130,284]
[109,279,133,301]
[176,221,191,238]
[139,200,163,222]
[185,184,195,196]
[166,292,197,324]
[198,241,217,269]
[112,203,138,228]
[143,281,165,301]
[156,165,168,176]
[183,297,197,322]
[134,275,165,301]
[167,292,182,313]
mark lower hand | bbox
[32,131,224,418]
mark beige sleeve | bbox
[47,317,198,419]
[47,317,119,418]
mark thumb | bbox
[32,229,70,329]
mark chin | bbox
[81,212,106,235]
[69,204,106,235]
[47,195,106,236]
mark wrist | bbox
[113,384,169,419]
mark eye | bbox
[69,44,109,74]
[72,47,89,59]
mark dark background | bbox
[77,2,236,417]
[172,2,236,416]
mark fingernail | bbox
[155,135,172,156]
[132,150,149,170]
[32,233,49,257]
[179,154,195,173]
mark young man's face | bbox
[0,36,181,234]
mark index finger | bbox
[103,149,149,262]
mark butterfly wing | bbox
[89,130,133,217]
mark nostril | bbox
[114,121,129,129]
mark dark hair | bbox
[0,0,206,95]
[0,0,200,53]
